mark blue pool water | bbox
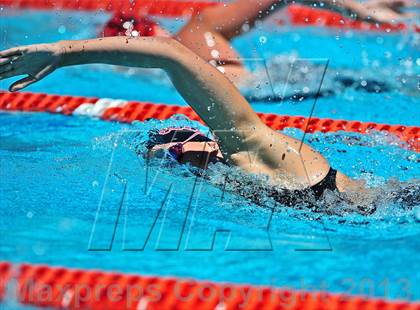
[0,8,419,305]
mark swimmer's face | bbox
[148,141,223,169]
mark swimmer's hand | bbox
[0,43,61,92]
[350,0,415,24]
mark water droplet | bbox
[58,25,66,34]
[123,21,132,30]
[241,23,250,33]
[211,49,220,58]
[33,243,46,256]
[292,34,300,42]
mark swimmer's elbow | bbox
[147,37,197,70]
[116,36,190,69]
[164,38,198,63]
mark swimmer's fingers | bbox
[0,61,11,72]
[402,11,417,19]
[390,11,416,21]
[367,0,413,8]
[9,65,55,92]
[0,59,28,79]
[0,47,25,58]
[0,58,14,66]
[365,8,410,23]
[0,67,20,80]
[0,54,28,77]
[367,0,418,20]
[8,76,37,92]
[385,0,418,9]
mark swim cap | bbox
[101,13,165,37]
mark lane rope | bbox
[0,262,419,309]
[1,0,418,33]
[0,91,419,152]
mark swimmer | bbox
[174,0,415,83]
[103,0,416,99]
[0,37,417,214]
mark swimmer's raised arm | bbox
[2,37,371,191]
[0,36,337,186]
[174,0,414,82]
[0,37,263,155]
[195,0,412,38]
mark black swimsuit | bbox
[250,168,339,208]
[310,168,338,199]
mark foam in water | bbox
[120,117,419,220]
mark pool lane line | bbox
[0,262,419,309]
[0,0,418,33]
[1,91,418,152]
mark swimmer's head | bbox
[146,128,224,169]
[101,13,168,38]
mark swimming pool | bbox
[1,7,419,307]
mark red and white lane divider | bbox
[0,91,419,152]
[1,0,418,33]
[284,4,419,33]
[0,262,419,310]
[0,92,419,308]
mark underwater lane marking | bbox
[88,137,120,251]
[295,59,333,252]
[183,129,273,251]
[298,59,329,153]
[124,184,174,251]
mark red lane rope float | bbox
[1,91,418,152]
[1,0,418,33]
[0,262,12,302]
[0,262,418,310]
[0,0,216,15]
